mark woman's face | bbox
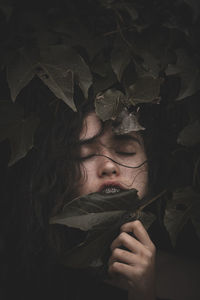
[78,112,148,199]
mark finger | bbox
[110,231,142,253]
[108,248,137,266]
[108,261,137,282]
[121,220,153,248]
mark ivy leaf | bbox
[111,37,132,81]
[164,187,200,247]
[95,89,124,121]
[39,45,92,101]
[6,49,36,102]
[128,76,163,105]
[112,108,145,135]
[177,120,200,147]
[36,66,75,111]
[166,49,200,101]
[50,189,155,269]
[0,101,39,166]
[50,189,139,231]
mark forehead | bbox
[79,112,142,143]
[79,112,102,140]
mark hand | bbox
[108,220,156,300]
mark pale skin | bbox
[78,112,156,300]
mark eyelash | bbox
[116,151,136,156]
[79,152,136,160]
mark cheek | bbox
[78,161,97,193]
[127,164,149,198]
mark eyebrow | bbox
[113,134,141,145]
[78,125,104,145]
[79,131,141,146]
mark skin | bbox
[78,112,156,300]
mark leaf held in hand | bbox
[50,189,151,269]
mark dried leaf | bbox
[95,89,124,121]
[112,108,145,135]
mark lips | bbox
[99,182,126,194]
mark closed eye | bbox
[79,154,96,160]
[116,151,136,156]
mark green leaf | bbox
[6,49,36,102]
[36,65,75,111]
[50,189,151,268]
[111,37,132,81]
[95,89,124,121]
[0,101,39,166]
[138,211,156,231]
[166,49,200,101]
[112,108,145,135]
[164,187,200,246]
[128,76,163,105]
[177,120,200,147]
[50,189,139,231]
[39,46,92,99]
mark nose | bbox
[97,155,120,178]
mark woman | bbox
[77,110,156,300]
[7,102,160,300]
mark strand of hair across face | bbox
[90,154,148,169]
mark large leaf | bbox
[50,189,155,269]
[111,37,132,81]
[166,49,200,101]
[38,45,92,102]
[128,76,163,105]
[0,101,39,166]
[164,187,200,246]
[95,89,124,121]
[6,49,36,102]
[50,189,139,231]
[177,120,200,147]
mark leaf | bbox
[50,189,139,231]
[95,89,124,121]
[112,108,145,135]
[50,189,152,268]
[164,187,200,246]
[6,49,36,102]
[39,45,92,101]
[111,37,132,81]
[36,66,75,111]
[177,120,200,147]
[138,211,156,231]
[0,101,39,166]
[166,49,200,101]
[128,76,163,105]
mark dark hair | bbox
[30,101,164,232]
